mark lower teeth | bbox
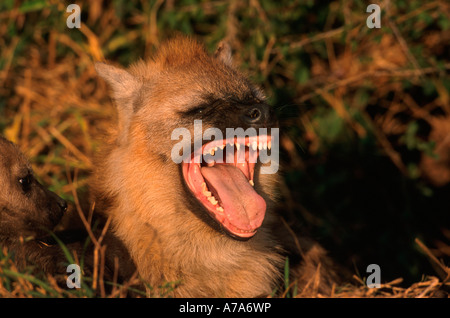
[208,196,218,205]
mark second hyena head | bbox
[0,136,67,240]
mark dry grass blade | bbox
[415,238,450,283]
[49,127,93,169]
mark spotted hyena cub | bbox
[0,136,69,273]
[0,136,137,290]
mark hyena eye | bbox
[18,174,32,192]
[184,106,207,117]
[195,107,206,114]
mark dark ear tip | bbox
[215,41,231,57]
[214,41,233,66]
[216,41,230,51]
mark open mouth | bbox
[182,135,272,239]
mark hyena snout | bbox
[241,103,275,127]
[42,186,68,219]
[55,195,68,213]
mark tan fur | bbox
[92,36,338,297]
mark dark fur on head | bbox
[0,136,67,242]
[0,136,137,287]
[0,136,68,273]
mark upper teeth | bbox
[204,139,270,156]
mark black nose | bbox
[242,104,272,125]
[49,190,68,213]
[58,198,68,213]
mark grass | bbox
[0,251,147,298]
[0,0,449,297]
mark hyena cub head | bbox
[95,37,279,240]
[0,136,67,240]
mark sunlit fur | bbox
[92,36,339,297]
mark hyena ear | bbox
[214,41,233,67]
[95,62,141,144]
[94,62,140,101]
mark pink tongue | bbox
[201,165,266,232]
